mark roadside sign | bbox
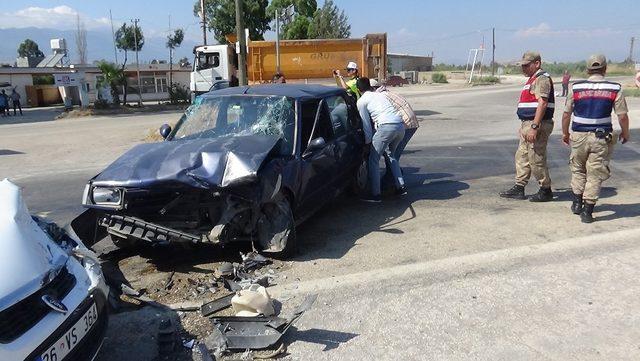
[54,73,80,86]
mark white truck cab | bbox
[190,44,236,99]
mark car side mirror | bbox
[307,137,326,152]
[159,124,172,139]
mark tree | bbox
[267,0,317,40]
[194,0,270,44]
[17,39,45,58]
[166,28,184,86]
[75,13,88,64]
[114,23,144,105]
[283,15,311,39]
[308,0,350,39]
[96,62,125,105]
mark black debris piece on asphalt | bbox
[197,342,215,361]
[201,293,235,317]
[209,294,317,351]
[241,251,270,270]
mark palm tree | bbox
[96,62,125,106]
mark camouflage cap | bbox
[516,51,541,65]
[587,54,607,70]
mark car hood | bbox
[0,179,68,310]
[92,135,281,189]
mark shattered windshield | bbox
[173,95,295,154]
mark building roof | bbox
[203,84,346,100]
[388,53,433,59]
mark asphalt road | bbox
[2,81,640,360]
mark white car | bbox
[0,179,109,361]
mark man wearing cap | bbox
[561,54,630,223]
[500,51,556,202]
[334,61,361,99]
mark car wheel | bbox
[350,157,369,196]
[255,196,296,259]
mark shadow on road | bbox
[0,107,64,125]
[293,169,469,261]
[595,202,640,222]
[286,327,359,351]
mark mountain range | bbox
[0,27,198,66]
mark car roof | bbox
[201,83,346,101]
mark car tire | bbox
[350,157,369,197]
[255,196,296,259]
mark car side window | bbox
[326,96,349,137]
[300,100,320,151]
[311,104,334,143]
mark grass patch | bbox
[471,76,501,85]
[623,87,640,97]
[432,72,448,84]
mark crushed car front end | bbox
[0,179,109,361]
[73,93,298,255]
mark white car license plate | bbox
[37,303,98,361]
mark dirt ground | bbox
[95,239,297,361]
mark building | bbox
[388,53,433,73]
[0,62,191,107]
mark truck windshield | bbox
[196,52,220,70]
[172,95,296,154]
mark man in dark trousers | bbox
[10,88,22,116]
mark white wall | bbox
[0,74,32,106]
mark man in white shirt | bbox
[356,77,407,202]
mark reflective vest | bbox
[571,80,620,132]
[517,71,555,121]
[346,77,361,99]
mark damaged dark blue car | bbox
[72,84,368,257]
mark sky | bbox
[2,0,640,64]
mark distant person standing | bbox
[10,88,22,116]
[0,90,8,117]
[561,54,630,223]
[499,51,555,202]
[272,72,286,83]
[561,70,571,97]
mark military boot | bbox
[529,187,553,202]
[580,203,595,223]
[499,184,525,199]
[571,193,584,215]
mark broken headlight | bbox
[92,187,122,205]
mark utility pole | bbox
[629,37,635,63]
[110,9,118,64]
[235,0,247,85]
[491,27,495,76]
[132,18,143,106]
[275,9,281,74]
[200,0,207,45]
[169,14,173,87]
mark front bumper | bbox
[100,214,208,244]
[25,290,108,361]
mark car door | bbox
[326,94,365,190]
[297,98,341,216]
